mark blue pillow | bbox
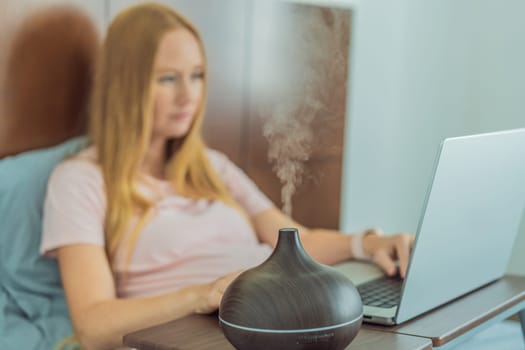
[0,137,86,350]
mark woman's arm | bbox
[251,207,414,277]
[57,244,239,350]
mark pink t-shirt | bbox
[41,148,274,298]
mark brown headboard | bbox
[0,5,99,158]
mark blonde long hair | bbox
[89,3,240,266]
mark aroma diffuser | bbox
[219,228,363,350]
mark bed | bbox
[0,6,98,349]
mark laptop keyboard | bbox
[357,276,403,308]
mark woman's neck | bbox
[142,139,167,180]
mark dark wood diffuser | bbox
[219,228,363,350]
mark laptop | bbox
[354,128,525,325]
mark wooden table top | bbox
[123,314,432,350]
[123,261,525,350]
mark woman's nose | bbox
[175,78,192,105]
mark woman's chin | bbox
[164,126,191,139]
[152,122,193,141]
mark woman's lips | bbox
[171,112,191,121]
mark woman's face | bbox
[151,28,204,140]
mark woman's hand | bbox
[362,230,415,278]
[195,270,243,314]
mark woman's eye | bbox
[191,72,205,80]
[158,75,177,83]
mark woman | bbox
[41,3,414,349]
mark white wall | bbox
[339,0,525,275]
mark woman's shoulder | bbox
[205,148,228,161]
[205,148,247,179]
[50,146,102,184]
[205,148,232,171]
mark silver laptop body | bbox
[359,128,525,325]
